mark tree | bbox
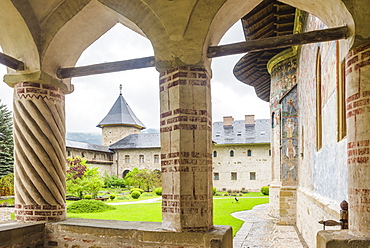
[0,100,13,177]
[124,168,162,191]
[66,157,104,198]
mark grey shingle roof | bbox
[97,94,145,129]
[212,119,270,144]
[109,133,160,149]
[66,140,113,153]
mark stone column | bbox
[159,66,213,232]
[346,42,370,237]
[13,82,66,222]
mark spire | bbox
[119,84,122,95]
[97,90,146,129]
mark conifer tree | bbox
[0,100,14,177]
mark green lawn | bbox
[67,197,269,236]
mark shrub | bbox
[239,193,243,196]
[154,187,162,196]
[213,187,217,195]
[227,189,232,193]
[109,194,116,201]
[83,195,92,199]
[223,193,229,196]
[261,186,269,195]
[67,200,115,213]
[131,191,141,199]
[130,188,144,194]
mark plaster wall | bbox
[212,144,271,191]
[102,125,142,146]
[296,14,348,246]
[115,148,161,177]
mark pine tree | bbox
[0,100,13,177]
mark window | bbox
[250,172,256,180]
[231,172,237,180]
[67,150,71,157]
[316,47,323,150]
[154,154,159,163]
[247,150,252,156]
[139,155,144,163]
[269,149,271,156]
[260,131,266,135]
[81,152,85,157]
[237,131,242,136]
[125,155,130,163]
[216,132,221,137]
[213,151,217,157]
[214,173,219,180]
[230,150,234,157]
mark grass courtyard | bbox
[67,194,269,236]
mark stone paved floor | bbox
[233,204,308,248]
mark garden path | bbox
[232,203,308,248]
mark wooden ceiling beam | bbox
[57,56,155,79]
[0,52,25,71]
[207,26,350,58]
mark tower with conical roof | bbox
[97,85,145,146]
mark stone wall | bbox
[116,147,161,177]
[212,143,271,191]
[102,125,142,146]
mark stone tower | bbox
[97,86,145,146]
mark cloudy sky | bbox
[0,21,269,133]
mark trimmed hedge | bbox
[131,191,141,199]
[154,187,162,196]
[261,186,269,195]
[67,200,115,213]
[129,188,144,194]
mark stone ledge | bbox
[0,221,45,246]
[317,230,370,248]
[46,218,233,247]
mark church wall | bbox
[296,14,348,247]
[212,144,271,192]
[115,148,161,177]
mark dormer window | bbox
[215,132,221,137]
[261,131,266,135]
[237,131,242,136]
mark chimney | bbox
[245,115,255,125]
[223,116,234,126]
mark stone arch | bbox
[0,0,40,73]
[41,0,167,87]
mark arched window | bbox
[230,150,234,157]
[123,170,130,178]
[213,151,217,157]
[247,150,252,156]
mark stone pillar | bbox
[345,42,370,238]
[13,82,66,222]
[159,66,213,232]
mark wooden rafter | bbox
[0,52,24,71]
[57,56,156,79]
[207,26,350,58]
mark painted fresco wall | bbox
[296,14,348,248]
[281,86,298,186]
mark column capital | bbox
[3,70,73,94]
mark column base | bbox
[317,230,370,248]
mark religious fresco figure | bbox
[287,98,297,116]
[285,118,295,138]
[286,139,296,160]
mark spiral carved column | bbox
[13,82,66,222]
